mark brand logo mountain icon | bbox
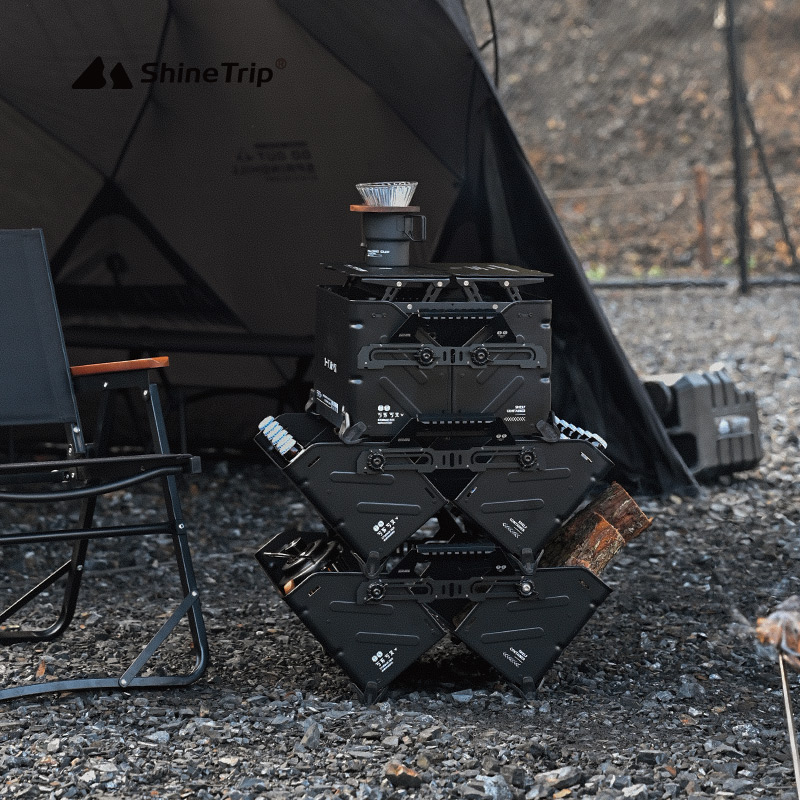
[72,57,132,90]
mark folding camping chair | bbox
[0,229,208,699]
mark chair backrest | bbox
[0,230,81,436]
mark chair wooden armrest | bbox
[69,356,169,377]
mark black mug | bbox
[361,211,426,266]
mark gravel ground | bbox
[1,285,800,799]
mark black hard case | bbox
[311,266,552,439]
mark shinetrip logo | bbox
[72,57,131,89]
[72,57,283,89]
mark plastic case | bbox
[643,369,762,480]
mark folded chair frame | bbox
[0,228,208,701]
[0,361,208,700]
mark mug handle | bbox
[403,214,427,242]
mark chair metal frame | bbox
[0,229,208,700]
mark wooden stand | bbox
[349,204,420,213]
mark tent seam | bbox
[0,96,106,181]
[110,3,173,179]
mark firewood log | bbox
[540,482,652,575]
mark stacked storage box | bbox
[255,261,613,701]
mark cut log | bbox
[542,510,625,574]
[540,482,652,575]
[587,481,653,543]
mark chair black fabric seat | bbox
[0,229,208,700]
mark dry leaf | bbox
[757,595,800,669]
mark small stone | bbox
[145,730,170,744]
[533,765,582,790]
[722,777,755,792]
[478,774,513,800]
[677,675,705,700]
[419,725,443,742]
[46,739,61,754]
[636,750,665,765]
[385,761,423,788]
[501,765,527,788]
[452,689,474,703]
[481,755,501,774]
[524,787,549,800]
[622,786,648,798]
[239,778,267,790]
[301,721,322,749]
[713,761,739,777]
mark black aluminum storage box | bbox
[254,255,620,701]
[311,263,552,439]
[256,413,612,561]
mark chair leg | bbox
[98,382,209,687]
[0,557,74,641]
[71,469,210,690]
[0,378,208,699]
[0,500,93,643]
[134,383,209,682]
[151,471,209,683]
[43,538,89,638]
[119,579,205,688]
[114,475,208,690]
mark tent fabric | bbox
[456,104,695,493]
[0,0,696,495]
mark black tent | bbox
[0,0,694,494]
